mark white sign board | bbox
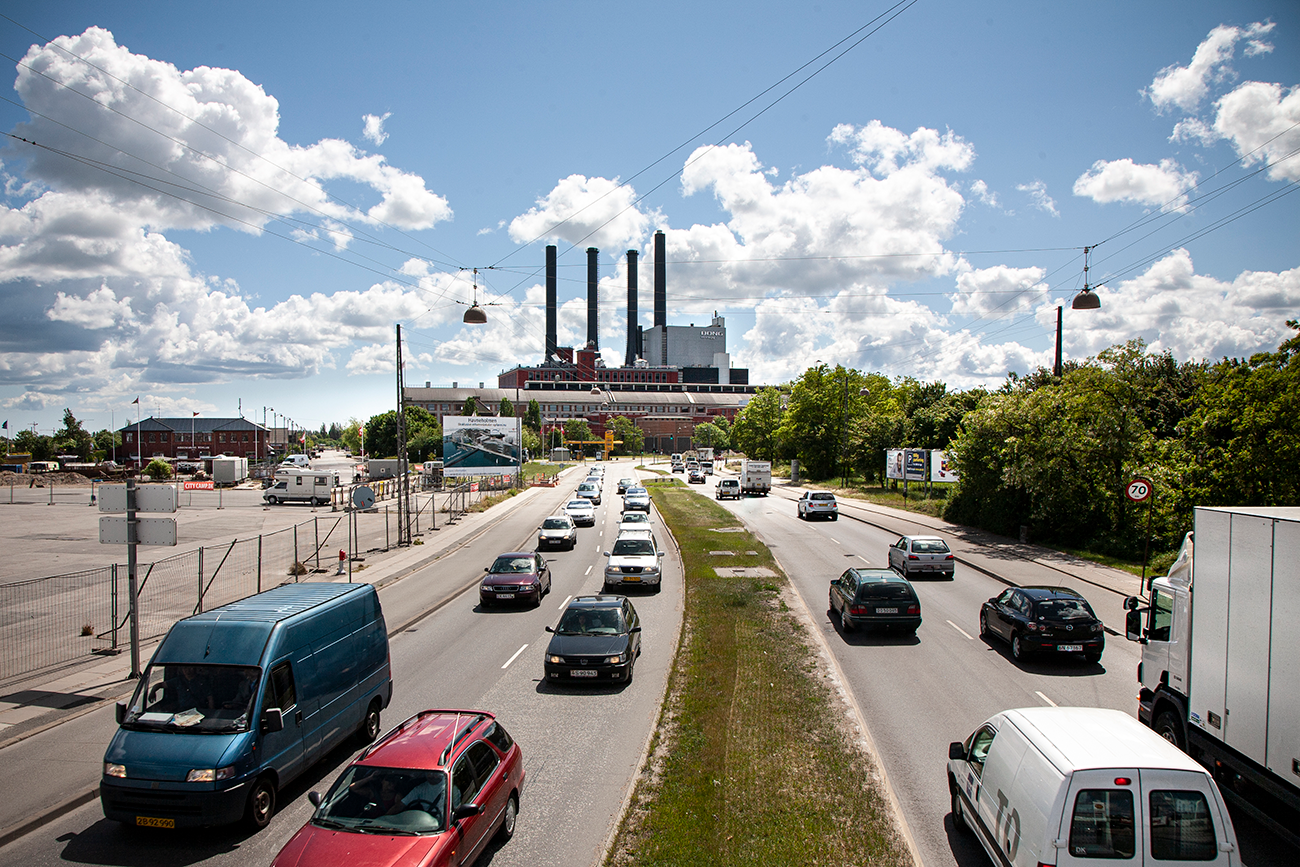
[931,450,959,483]
[886,449,904,480]
[98,484,178,513]
[99,516,178,546]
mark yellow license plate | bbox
[136,816,175,828]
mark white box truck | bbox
[1124,505,1300,847]
[739,459,771,496]
[366,459,403,479]
[211,456,248,486]
[263,469,338,506]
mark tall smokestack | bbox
[653,231,666,327]
[587,247,599,350]
[545,245,557,362]
[625,250,638,366]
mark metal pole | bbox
[348,510,354,583]
[314,517,320,569]
[126,477,141,677]
[197,546,204,614]
[258,535,264,591]
[111,563,119,651]
[1054,305,1063,377]
[293,525,299,567]
[1140,492,1155,593]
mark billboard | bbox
[904,448,927,481]
[886,448,904,480]
[931,449,959,483]
[442,416,521,477]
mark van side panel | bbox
[976,721,1030,866]
[1004,738,1064,867]
[1268,518,1300,782]
[1223,513,1274,764]
[306,597,362,759]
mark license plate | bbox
[876,607,898,614]
[570,670,597,677]
[1059,644,1083,652]
[496,593,515,599]
[136,816,175,828]
[623,575,640,582]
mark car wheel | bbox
[1083,651,1101,664]
[979,610,989,637]
[840,608,854,633]
[266,495,278,505]
[1011,633,1027,661]
[244,776,276,831]
[831,514,838,521]
[357,699,381,745]
[951,780,971,834]
[1154,710,1185,750]
[625,657,635,684]
[495,793,519,843]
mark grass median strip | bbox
[607,478,912,867]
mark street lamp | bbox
[1055,246,1102,376]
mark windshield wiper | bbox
[313,818,348,830]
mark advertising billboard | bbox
[904,448,928,481]
[931,449,959,483]
[442,416,521,478]
[886,448,904,480]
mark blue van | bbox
[100,583,392,830]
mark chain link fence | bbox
[0,479,520,685]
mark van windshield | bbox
[122,664,261,733]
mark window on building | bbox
[219,433,226,442]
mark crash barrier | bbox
[0,485,507,685]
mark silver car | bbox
[887,535,955,579]
[622,486,651,512]
[576,481,602,505]
[564,498,597,527]
[538,514,578,550]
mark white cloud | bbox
[968,179,999,207]
[1017,181,1058,216]
[1072,158,1198,210]
[1212,81,1300,183]
[1147,22,1274,112]
[949,264,1047,317]
[362,112,391,146]
[507,174,651,252]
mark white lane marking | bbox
[558,594,572,609]
[857,555,872,564]
[585,565,592,576]
[830,537,841,545]
[947,620,973,640]
[501,644,528,669]
[1036,691,1058,707]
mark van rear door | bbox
[1139,768,1235,866]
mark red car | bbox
[272,709,524,867]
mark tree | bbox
[13,429,52,461]
[54,409,93,460]
[731,387,787,461]
[606,415,644,456]
[364,406,441,461]
[340,419,362,454]
[143,458,174,480]
[499,397,515,417]
[461,396,480,416]
[780,365,869,480]
[692,421,729,451]
[563,419,594,456]
[524,400,542,432]
[93,429,121,460]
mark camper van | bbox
[101,583,392,830]
[264,470,338,506]
[949,706,1239,867]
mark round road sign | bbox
[1125,478,1153,502]
[351,485,376,510]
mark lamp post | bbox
[1055,246,1103,376]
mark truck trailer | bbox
[1125,505,1300,847]
[211,456,248,486]
[739,459,771,496]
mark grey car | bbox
[537,514,578,550]
[887,535,955,580]
[622,486,651,512]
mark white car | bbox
[618,512,652,534]
[603,535,665,592]
[564,498,596,527]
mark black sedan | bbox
[480,551,551,608]
[828,568,921,635]
[544,595,641,684]
[979,586,1104,663]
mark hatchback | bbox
[797,491,839,520]
[544,596,641,684]
[688,468,706,484]
[980,586,1104,663]
[616,478,633,494]
[272,710,523,867]
[622,486,651,512]
[564,498,596,526]
[537,515,577,550]
[480,552,551,608]
[887,535,955,579]
[829,568,921,635]
[715,479,740,500]
[575,482,601,505]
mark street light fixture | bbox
[1054,246,1102,376]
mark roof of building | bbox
[117,416,266,433]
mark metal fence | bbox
[0,480,519,685]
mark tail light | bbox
[908,554,919,560]
[850,606,868,616]
[907,604,919,614]
[944,554,954,560]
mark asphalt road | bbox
[0,460,683,867]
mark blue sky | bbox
[1,1,1297,439]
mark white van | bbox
[948,707,1239,867]
[264,469,338,506]
[282,453,310,468]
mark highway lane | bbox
[0,461,682,867]
[719,490,1140,867]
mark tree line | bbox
[730,323,1300,562]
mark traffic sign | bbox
[1125,478,1153,502]
[99,516,178,546]
[352,485,375,510]
[98,483,177,513]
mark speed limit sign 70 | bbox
[1126,478,1153,502]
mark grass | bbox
[606,477,910,867]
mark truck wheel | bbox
[950,780,971,834]
[1154,711,1185,751]
[244,776,277,831]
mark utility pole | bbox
[394,324,412,545]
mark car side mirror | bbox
[1123,595,1141,611]
[483,566,490,573]
[116,700,127,725]
[1125,609,1145,644]
[453,803,481,822]
[308,791,323,808]
[949,742,966,761]
[631,626,642,633]
[830,578,840,587]
[261,707,284,733]
[603,551,611,558]
[545,626,555,633]
[657,552,665,559]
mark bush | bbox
[143,459,174,480]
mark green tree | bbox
[692,420,729,451]
[143,458,173,480]
[524,399,542,432]
[563,418,594,456]
[781,365,869,480]
[54,409,94,459]
[461,396,480,416]
[366,406,441,461]
[606,415,644,456]
[498,397,515,418]
[14,429,52,461]
[340,419,362,454]
[93,429,121,458]
[731,387,787,461]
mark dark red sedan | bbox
[480,551,551,608]
[272,709,524,867]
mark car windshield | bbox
[612,539,654,556]
[857,582,915,601]
[567,501,590,510]
[122,664,261,733]
[579,484,595,491]
[621,514,648,523]
[626,487,646,494]
[1035,598,1094,620]
[557,608,623,634]
[542,518,570,529]
[911,539,950,554]
[490,556,534,573]
[313,765,447,835]
[810,493,835,501]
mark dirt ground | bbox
[0,471,94,487]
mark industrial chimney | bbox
[545,245,557,361]
[625,250,639,366]
[654,230,667,364]
[587,247,599,350]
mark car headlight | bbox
[105,762,127,778]
[605,566,620,577]
[186,766,236,783]
[547,654,564,664]
[644,565,660,576]
[606,653,627,664]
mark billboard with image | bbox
[442,416,521,477]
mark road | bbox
[0,460,682,867]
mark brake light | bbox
[908,554,919,560]
[850,606,868,616]
[945,554,954,560]
[1114,777,1132,786]
[907,605,919,614]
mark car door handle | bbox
[295,710,303,726]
